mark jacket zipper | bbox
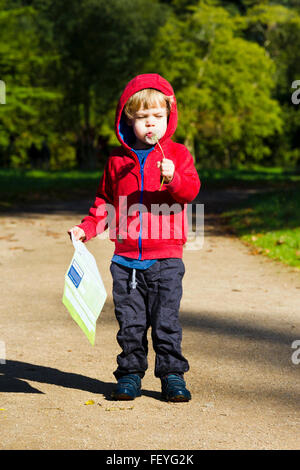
[138,161,145,260]
[131,147,155,260]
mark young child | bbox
[68,73,201,402]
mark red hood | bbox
[115,73,178,152]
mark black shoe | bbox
[111,374,142,400]
[161,374,191,402]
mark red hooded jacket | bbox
[78,73,201,259]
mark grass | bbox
[222,188,300,269]
[0,168,103,207]
[197,164,300,188]
[196,165,300,269]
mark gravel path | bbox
[1,191,300,450]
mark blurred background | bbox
[1,0,300,171]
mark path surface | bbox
[1,190,300,450]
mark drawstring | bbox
[130,268,137,290]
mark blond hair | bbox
[124,88,174,120]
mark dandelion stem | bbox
[151,134,165,191]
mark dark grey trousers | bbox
[110,258,189,379]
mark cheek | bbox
[161,117,168,131]
[133,121,143,135]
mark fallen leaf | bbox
[250,248,262,255]
[84,400,95,405]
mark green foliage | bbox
[241,3,300,165]
[32,0,169,169]
[0,0,169,169]
[1,0,300,170]
[0,0,62,167]
[145,1,282,166]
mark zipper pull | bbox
[130,268,137,290]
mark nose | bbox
[145,116,155,126]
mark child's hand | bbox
[67,226,86,242]
[157,158,175,183]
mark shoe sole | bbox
[111,392,141,400]
[111,395,134,400]
[162,394,191,402]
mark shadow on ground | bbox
[0,360,162,401]
[0,360,113,396]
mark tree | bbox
[32,0,169,169]
[243,3,300,165]
[0,0,170,169]
[0,0,60,167]
[145,1,282,167]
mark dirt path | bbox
[1,191,300,450]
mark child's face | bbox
[129,103,168,149]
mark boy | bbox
[68,73,201,402]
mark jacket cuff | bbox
[164,170,181,193]
[77,222,96,242]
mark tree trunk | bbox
[76,88,98,169]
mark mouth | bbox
[145,132,159,144]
